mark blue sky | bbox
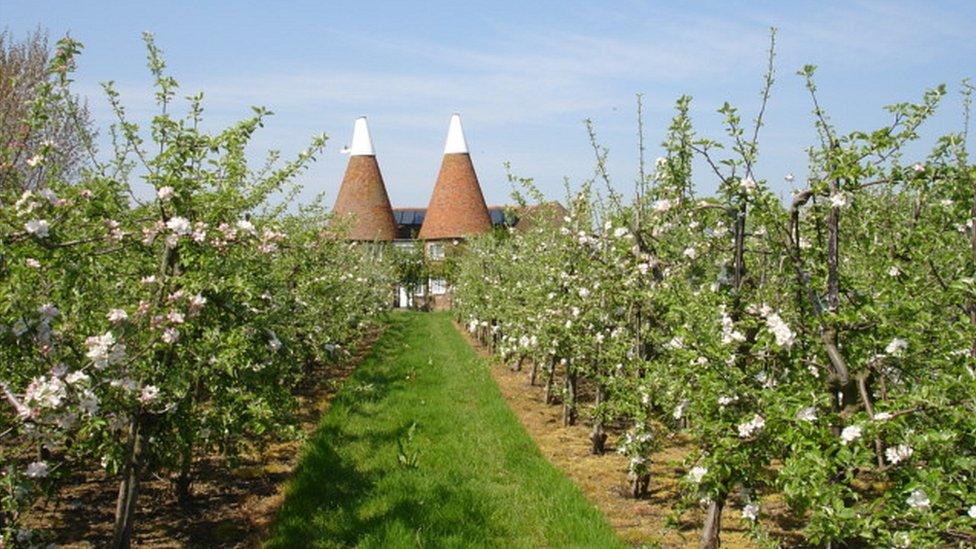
[3,1,975,207]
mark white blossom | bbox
[24,375,66,409]
[888,266,901,277]
[77,392,99,415]
[139,385,160,404]
[166,216,192,236]
[673,399,688,420]
[840,424,863,445]
[65,371,90,385]
[188,294,207,314]
[683,247,698,260]
[24,219,50,238]
[796,406,818,422]
[737,414,765,439]
[26,154,44,167]
[687,465,708,484]
[652,199,673,213]
[237,219,256,235]
[885,444,914,465]
[718,394,739,407]
[720,308,745,345]
[664,337,684,350]
[26,461,49,478]
[968,505,976,518]
[906,489,931,511]
[268,331,282,352]
[107,309,128,323]
[741,503,759,521]
[763,308,795,348]
[739,177,757,193]
[829,192,850,208]
[886,338,908,356]
[156,186,174,200]
[85,332,126,369]
[162,327,180,344]
[110,378,138,392]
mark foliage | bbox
[455,33,976,546]
[0,34,392,546]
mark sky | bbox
[3,0,975,208]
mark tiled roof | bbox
[514,202,568,231]
[418,152,492,240]
[332,154,397,241]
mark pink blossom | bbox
[188,294,207,315]
[166,216,191,236]
[85,332,126,369]
[105,219,124,241]
[161,327,179,344]
[139,385,159,404]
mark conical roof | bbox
[332,117,397,241]
[418,113,492,240]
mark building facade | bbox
[331,114,564,310]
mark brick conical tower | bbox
[418,113,492,240]
[331,117,397,241]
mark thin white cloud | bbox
[65,0,975,208]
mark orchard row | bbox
[455,56,976,547]
[0,35,393,546]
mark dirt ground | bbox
[455,321,804,548]
[22,328,382,548]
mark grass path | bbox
[267,311,623,548]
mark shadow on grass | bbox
[269,431,500,546]
[266,314,504,547]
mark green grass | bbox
[267,311,623,548]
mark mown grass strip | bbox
[267,311,623,548]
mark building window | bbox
[430,278,448,295]
[427,242,445,260]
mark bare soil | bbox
[21,327,383,548]
[455,321,805,548]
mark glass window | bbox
[427,242,445,260]
[430,278,448,295]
